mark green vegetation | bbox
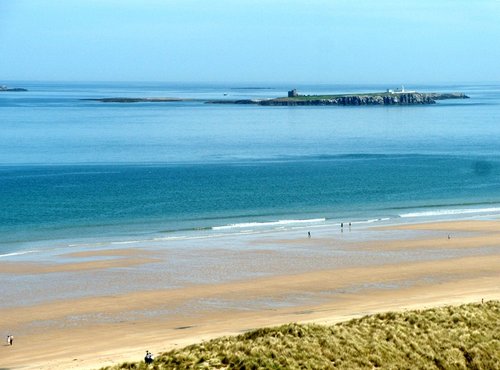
[102,301,499,369]
[274,92,393,101]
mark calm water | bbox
[1,82,500,256]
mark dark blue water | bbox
[1,82,500,255]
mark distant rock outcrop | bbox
[0,85,28,92]
[82,97,187,103]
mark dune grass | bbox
[102,301,499,369]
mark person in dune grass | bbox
[145,350,153,364]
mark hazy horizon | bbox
[2,79,500,85]
[1,0,499,84]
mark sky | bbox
[0,0,499,84]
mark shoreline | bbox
[3,206,500,261]
[1,219,499,369]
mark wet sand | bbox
[0,220,499,369]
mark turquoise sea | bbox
[1,82,500,258]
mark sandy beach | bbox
[1,219,499,369]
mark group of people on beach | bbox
[307,222,352,238]
[6,335,13,346]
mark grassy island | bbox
[255,91,469,106]
[102,301,499,370]
[85,91,469,106]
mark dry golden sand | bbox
[0,220,499,369]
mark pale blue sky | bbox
[1,0,499,83]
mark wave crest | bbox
[400,207,500,218]
[212,218,326,231]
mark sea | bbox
[1,82,500,259]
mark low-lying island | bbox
[84,91,469,106]
[208,91,470,106]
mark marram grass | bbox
[102,301,499,369]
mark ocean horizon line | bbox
[3,79,500,86]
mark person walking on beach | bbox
[308,231,311,238]
[7,335,13,345]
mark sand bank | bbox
[0,220,498,369]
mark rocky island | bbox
[208,89,469,106]
[0,85,28,92]
[85,88,469,106]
